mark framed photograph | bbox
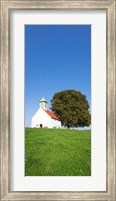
[0,0,115,200]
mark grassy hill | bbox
[25,128,91,176]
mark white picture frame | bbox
[0,1,115,200]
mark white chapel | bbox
[31,97,61,128]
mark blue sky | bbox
[25,25,91,127]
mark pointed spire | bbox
[40,97,47,103]
[39,97,47,109]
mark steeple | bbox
[39,97,47,109]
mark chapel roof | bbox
[43,108,60,121]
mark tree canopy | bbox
[51,89,91,128]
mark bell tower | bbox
[39,97,47,109]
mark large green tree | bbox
[51,89,91,128]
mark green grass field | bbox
[25,128,91,176]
